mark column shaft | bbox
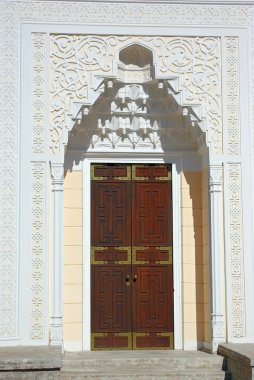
[50,163,64,346]
[209,164,225,351]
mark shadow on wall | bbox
[183,171,211,348]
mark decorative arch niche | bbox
[63,42,206,158]
[119,43,154,67]
[49,35,227,352]
[49,35,222,157]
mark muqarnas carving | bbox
[50,35,221,154]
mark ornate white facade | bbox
[0,0,254,352]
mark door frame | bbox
[82,154,182,350]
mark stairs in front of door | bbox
[60,350,226,379]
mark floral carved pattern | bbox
[0,1,19,338]
[152,37,222,154]
[50,35,129,154]
[31,162,46,339]
[226,37,240,155]
[228,163,245,338]
[50,35,221,155]
[32,33,46,154]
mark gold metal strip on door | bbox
[156,333,174,350]
[91,246,131,264]
[132,164,171,181]
[113,247,131,264]
[91,164,131,181]
[113,165,131,180]
[154,165,172,181]
[91,333,108,350]
[91,165,108,180]
[114,332,132,349]
[132,165,149,181]
[155,165,172,181]
[133,333,150,350]
[155,246,173,264]
[91,247,108,264]
[132,247,149,264]
[133,332,174,350]
[132,246,172,264]
[91,332,132,350]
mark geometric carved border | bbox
[226,37,240,156]
[228,163,245,337]
[32,33,46,154]
[0,1,20,338]
[31,162,46,339]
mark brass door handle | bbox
[133,274,137,282]
[126,275,130,286]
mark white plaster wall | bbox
[0,0,253,348]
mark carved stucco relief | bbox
[226,37,240,155]
[50,35,222,155]
[31,162,46,340]
[32,33,46,154]
[10,2,253,25]
[227,163,245,338]
[0,0,252,340]
[0,1,20,338]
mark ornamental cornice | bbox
[4,0,254,5]
[2,1,254,26]
[17,0,254,3]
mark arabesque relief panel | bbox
[50,35,222,155]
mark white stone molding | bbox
[171,161,183,350]
[31,162,46,340]
[209,164,226,351]
[32,33,46,154]
[50,162,64,346]
[0,2,20,339]
[66,1,254,4]
[50,35,221,155]
[68,79,204,153]
[82,155,182,350]
[226,37,240,155]
[251,12,254,163]
[0,0,253,345]
[227,163,245,338]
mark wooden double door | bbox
[91,164,174,350]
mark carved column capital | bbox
[51,163,64,191]
[209,164,223,192]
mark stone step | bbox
[0,371,60,379]
[60,368,225,380]
[62,359,222,371]
[61,351,225,379]
[62,351,223,371]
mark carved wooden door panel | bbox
[91,164,132,350]
[132,165,173,349]
[91,164,173,350]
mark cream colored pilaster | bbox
[50,163,64,346]
[209,164,225,351]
